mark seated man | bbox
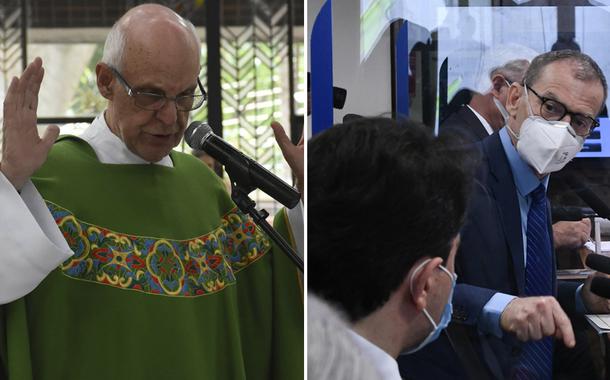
[442,56,591,252]
[0,4,302,379]
[400,50,609,379]
[308,117,474,379]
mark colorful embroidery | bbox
[49,202,270,297]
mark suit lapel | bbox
[483,134,526,294]
[459,106,490,141]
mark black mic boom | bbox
[583,254,610,299]
[590,277,610,299]
[565,174,610,220]
[185,121,301,209]
[585,253,610,274]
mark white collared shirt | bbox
[467,105,494,136]
[80,114,173,167]
[348,330,402,380]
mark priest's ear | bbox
[96,63,114,100]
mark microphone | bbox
[590,277,610,299]
[585,253,610,274]
[185,121,301,209]
[551,205,594,222]
[565,175,610,220]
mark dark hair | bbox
[308,117,474,322]
[524,50,607,105]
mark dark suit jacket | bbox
[398,133,580,379]
[439,105,490,142]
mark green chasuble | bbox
[0,136,303,380]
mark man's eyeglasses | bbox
[526,85,599,137]
[110,67,207,112]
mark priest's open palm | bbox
[1,57,59,191]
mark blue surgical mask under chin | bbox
[401,260,456,355]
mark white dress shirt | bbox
[349,330,403,380]
[467,105,494,136]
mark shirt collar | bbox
[79,113,174,167]
[348,330,402,380]
[499,127,548,197]
[467,105,494,136]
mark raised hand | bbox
[552,219,591,250]
[1,57,59,191]
[500,296,575,347]
[271,121,304,198]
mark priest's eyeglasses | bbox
[110,67,207,112]
[527,85,599,137]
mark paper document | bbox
[585,314,610,334]
[556,269,594,280]
[584,241,610,254]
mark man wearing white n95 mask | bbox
[400,50,609,379]
[308,118,474,379]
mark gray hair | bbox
[308,294,379,380]
[101,7,200,70]
[490,59,530,85]
[524,50,608,105]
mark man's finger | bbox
[25,64,44,112]
[528,320,542,340]
[539,305,555,337]
[3,76,19,115]
[552,303,575,347]
[16,59,39,108]
[271,121,292,148]
[40,125,60,152]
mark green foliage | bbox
[69,44,106,115]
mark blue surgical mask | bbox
[401,259,457,355]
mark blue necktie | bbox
[515,184,554,379]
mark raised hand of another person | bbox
[500,296,575,347]
[271,121,304,198]
[553,219,591,250]
[1,57,59,191]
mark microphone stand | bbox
[226,165,304,273]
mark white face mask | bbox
[506,83,584,175]
[493,97,510,124]
[493,79,513,125]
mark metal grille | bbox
[219,1,295,214]
[0,0,25,157]
[28,0,303,28]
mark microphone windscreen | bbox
[590,277,610,299]
[185,122,212,149]
[585,254,610,275]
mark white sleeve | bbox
[287,201,304,260]
[0,172,73,304]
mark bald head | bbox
[102,4,200,71]
[95,4,204,163]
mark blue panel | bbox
[311,0,333,135]
[396,21,409,117]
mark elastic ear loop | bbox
[409,258,438,329]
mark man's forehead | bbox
[531,61,604,114]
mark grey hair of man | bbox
[101,5,200,71]
[490,59,529,85]
[524,50,608,109]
